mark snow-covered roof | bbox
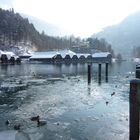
[92,52,111,58]
[30,51,57,59]
[0,50,4,57]
[57,50,76,58]
[30,50,76,59]
[20,53,32,57]
[76,53,91,58]
[12,56,19,59]
[5,52,15,59]
[0,50,19,60]
[4,52,15,56]
[0,50,4,54]
[0,51,16,60]
[30,50,112,61]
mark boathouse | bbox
[1,54,8,63]
[87,55,93,62]
[77,53,91,63]
[53,54,63,63]
[19,54,31,59]
[60,50,76,63]
[30,50,76,63]
[30,51,56,63]
[9,56,15,64]
[72,55,78,63]
[92,52,112,63]
[0,50,21,64]
[78,54,86,62]
[29,50,112,64]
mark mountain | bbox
[93,11,140,57]
[21,14,71,37]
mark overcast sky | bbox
[1,0,140,37]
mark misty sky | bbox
[1,0,140,37]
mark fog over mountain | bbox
[25,10,140,57]
[93,11,140,57]
[21,14,72,37]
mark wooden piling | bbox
[105,63,108,82]
[88,64,91,84]
[98,64,101,83]
[129,79,140,140]
[136,65,140,69]
[136,65,140,78]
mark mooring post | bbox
[98,64,101,84]
[136,65,140,78]
[105,63,108,82]
[88,64,91,84]
[129,79,140,140]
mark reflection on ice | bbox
[0,130,16,140]
[1,83,28,93]
[15,131,31,140]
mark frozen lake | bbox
[0,61,136,140]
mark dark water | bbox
[0,61,136,140]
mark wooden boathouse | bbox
[29,50,112,64]
[0,50,21,64]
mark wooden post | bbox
[88,64,91,84]
[129,79,140,140]
[136,65,140,78]
[105,63,108,82]
[98,64,101,84]
[136,65,140,69]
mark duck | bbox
[5,120,10,126]
[37,119,47,127]
[126,75,129,78]
[14,124,21,131]
[30,115,40,121]
[111,92,115,96]
[30,115,46,127]
[106,101,109,105]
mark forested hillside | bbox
[0,8,114,56]
[0,8,72,52]
[93,11,140,57]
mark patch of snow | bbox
[112,58,116,62]
[92,52,111,58]
[133,58,140,63]
[0,130,16,140]
[0,82,28,93]
[58,50,76,58]
[30,50,76,59]
[76,53,90,58]
[30,51,56,59]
